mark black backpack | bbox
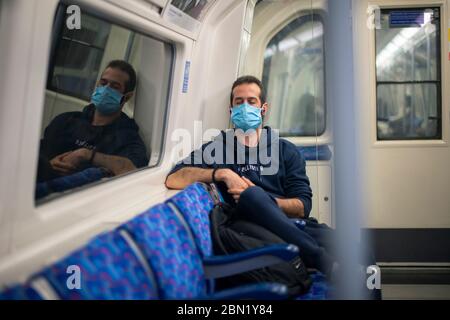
[209,202,312,298]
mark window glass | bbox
[262,15,325,137]
[49,14,112,101]
[376,8,441,140]
[170,0,212,20]
[36,4,173,203]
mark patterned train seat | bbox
[166,183,215,258]
[2,182,332,300]
[39,230,158,300]
[0,284,43,300]
[297,272,333,300]
[121,203,206,299]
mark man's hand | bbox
[50,149,92,176]
[60,148,91,169]
[216,170,255,202]
[49,151,78,176]
[228,176,256,202]
[241,176,255,187]
[216,169,247,188]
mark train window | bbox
[35,4,173,203]
[262,14,325,137]
[376,8,441,140]
[48,12,111,101]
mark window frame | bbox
[36,2,176,205]
[262,13,327,138]
[375,7,443,141]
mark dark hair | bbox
[230,75,267,107]
[104,60,137,93]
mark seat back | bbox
[40,230,158,300]
[121,203,206,299]
[0,284,43,300]
[166,183,214,258]
[36,167,107,199]
[297,273,332,300]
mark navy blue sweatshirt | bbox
[169,127,313,217]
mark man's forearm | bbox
[276,198,305,219]
[165,167,214,190]
[92,152,136,176]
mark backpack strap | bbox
[209,204,235,255]
[206,183,223,205]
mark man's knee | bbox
[240,186,268,204]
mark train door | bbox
[353,0,450,298]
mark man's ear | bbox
[261,103,268,116]
[122,92,134,106]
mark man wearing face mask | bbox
[37,60,148,182]
[165,76,336,276]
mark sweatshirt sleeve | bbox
[40,113,72,159]
[117,132,149,168]
[167,141,215,177]
[283,142,313,217]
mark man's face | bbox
[96,67,133,106]
[98,67,129,94]
[231,83,268,115]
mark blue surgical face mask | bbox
[231,103,263,132]
[91,86,124,115]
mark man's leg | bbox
[301,219,382,299]
[302,225,338,260]
[236,186,335,274]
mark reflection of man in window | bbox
[37,60,148,183]
[171,0,208,19]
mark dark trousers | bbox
[235,186,382,299]
[235,186,335,275]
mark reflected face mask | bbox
[231,103,263,132]
[91,86,124,115]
